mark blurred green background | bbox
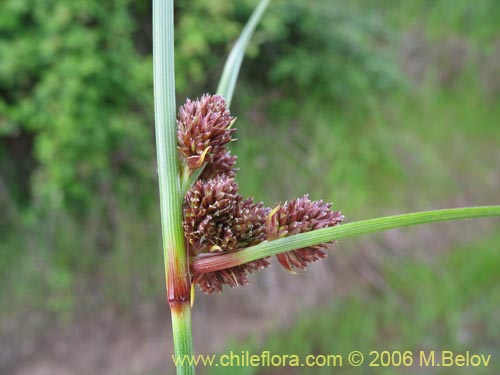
[1,0,499,374]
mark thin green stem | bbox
[180,164,191,196]
[153,0,194,374]
[171,304,194,371]
[191,206,500,274]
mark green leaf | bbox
[216,0,271,107]
[191,206,500,273]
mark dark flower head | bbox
[183,175,240,255]
[183,176,271,293]
[267,194,344,271]
[195,197,271,294]
[177,94,236,172]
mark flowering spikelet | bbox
[232,198,270,247]
[183,176,271,293]
[177,94,235,173]
[183,175,240,256]
[267,194,344,272]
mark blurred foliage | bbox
[371,0,500,42]
[0,0,402,210]
[257,1,403,106]
[0,0,154,210]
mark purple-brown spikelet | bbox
[267,194,344,271]
[177,94,235,173]
[183,175,240,256]
[183,176,271,293]
[232,198,270,247]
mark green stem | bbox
[171,303,194,370]
[153,0,194,374]
[191,206,500,274]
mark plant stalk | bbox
[191,206,500,274]
[153,0,194,374]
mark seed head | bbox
[267,194,344,271]
[183,177,271,293]
[232,198,270,247]
[183,175,240,255]
[177,94,235,172]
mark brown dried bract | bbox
[193,256,270,295]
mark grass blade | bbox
[191,206,500,273]
[216,0,271,107]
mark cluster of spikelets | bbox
[178,94,344,294]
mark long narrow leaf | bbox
[191,206,500,273]
[217,0,271,106]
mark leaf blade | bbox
[191,206,500,273]
[217,0,271,107]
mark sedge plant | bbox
[152,1,500,374]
